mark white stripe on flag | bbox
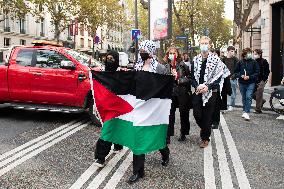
[118,95,171,126]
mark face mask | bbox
[200,45,209,53]
[246,53,252,59]
[140,53,150,61]
[253,54,260,59]
[105,60,119,72]
[168,54,175,61]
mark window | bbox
[4,38,11,47]
[80,38,84,48]
[20,39,26,45]
[88,39,92,48]
[40,18,45,37]
[16,49,35,67]
[19,18,26,34]
[36,49,69,69]
[80,24,84,36]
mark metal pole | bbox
[135,0,138,63]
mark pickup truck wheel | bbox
[88,99,102,127]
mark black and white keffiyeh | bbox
[134,40,158,73]
[193,52,227,105]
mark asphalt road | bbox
[0,107,283,189]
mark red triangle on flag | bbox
[92,79,134,123]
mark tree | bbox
[172,0,233,49]
[0,0,29,22]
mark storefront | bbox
[271,1,284,85]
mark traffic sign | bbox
[131,29,141,40]
[176,35,187,40]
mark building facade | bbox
[0,5,125,58]
[234,0,284,86]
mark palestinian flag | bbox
[90,71,174,155]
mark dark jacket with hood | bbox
[235,58,260,84]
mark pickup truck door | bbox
[0,61,9,101]
[7,48,35,102]
[29,49,79,106]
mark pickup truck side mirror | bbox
[60,60,76,70]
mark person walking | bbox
[128,40,170,183]
[235,48,260,120]
[191,36,225,148]
[253,49,270,113]
[211,49,231,129]
[223,46,239,111]
[182,52,191,67]
[163,47,192,142]
[93,50,123,167]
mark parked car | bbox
[0,41,101,125]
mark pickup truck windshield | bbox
[65,49,90,66]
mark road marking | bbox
[204,142,216,189]
[86,148,128,189]
[220,114,251,189]
[213,129,234,189]
[103,152,132,189]
[0,122,89,177]
[0,120,87,169]
[0,119,82,161]
[69,151,114,189]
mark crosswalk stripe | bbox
[69,151,114,189]
[0,118,82,161]
[86,148,128,189]
[213,129,234,188]
[0,120,87,169]
[220,114,251,189]
[0,122,89,177]
[103,152,132,189]
[204,142,216,189]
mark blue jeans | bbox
[229,79,237,107]
[239,83,255,113]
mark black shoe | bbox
[161,158,169,166]
[94,159,105,168]
[178,134,186,141]
[212,124,219,129]
[254,109,262,114]
[128,172,144,183]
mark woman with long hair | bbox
[163,47,192,142]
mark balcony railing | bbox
[20,29,26,34]
[4,27,10,32]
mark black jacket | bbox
[235,58,260,84]
[255,58,270,83]
[165,61,191,96]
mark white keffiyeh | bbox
[134,40,158,73]
[193,52,226,106]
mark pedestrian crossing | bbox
[0,114,252,188]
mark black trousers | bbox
[132,146,170,174]
[94,138,123,161]
[168,95,190,137]
[192,93,217,141]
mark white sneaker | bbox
[243,113,250,121]
[242,112,246,118]
[94,159,105,168]
[228,106,233,111]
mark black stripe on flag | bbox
[135,71,174,100]
[92,71,174,100]
[92,71,136,96]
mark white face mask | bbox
[168,54,175,61]
[254,54,260,59]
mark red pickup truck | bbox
[0,42,100,125]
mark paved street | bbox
[0,105,283,189]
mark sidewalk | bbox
[234,85,284,111]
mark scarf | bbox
[193,52,225,106]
